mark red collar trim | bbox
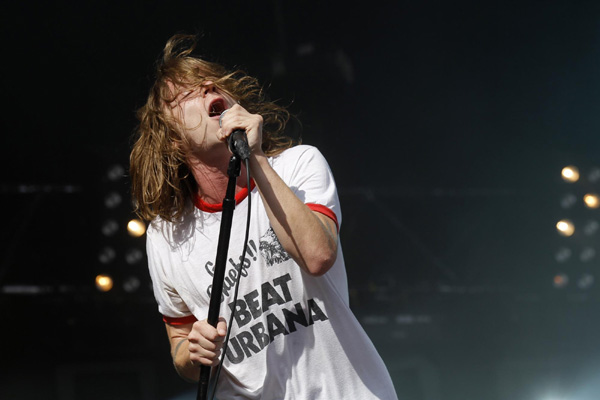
[193,179,256,213]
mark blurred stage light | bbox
[589,167,600,182]
[107,164,125,181]
[123,276,141,293]
[127,219,146,237]
[104,191,122,209]
[125,248,144,264]
[556,220,575,237]
[583,193,600,209]
[95,274,113,292]
[561,166,580,183]
[101,219,119,237]
[98,246,116,264]
[579,247,596,262]
[553,273,569,288]
[578,273,594,290]
[583,220,599,236]
[560,193,577,209]
[554,247,572,263]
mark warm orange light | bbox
[95,274,113,292]
[584,194,600,209]
[127,219,146,237]
[556,220,575,236]
[553,273,569,288]
[561,166,580,183]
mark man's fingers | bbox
[186,318,229,366]
[216,317,227,337]
[191,318,227,340]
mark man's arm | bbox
[248,153,339,276]
[218,105,339,276]
[165,318,227,382]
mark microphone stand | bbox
[197,154,242,400]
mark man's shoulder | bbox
[147,209,199,248]
[272,144,323,165]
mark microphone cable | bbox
[209,157,252,400]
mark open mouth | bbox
[208,98,227,117]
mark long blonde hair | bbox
[130,34,296,222]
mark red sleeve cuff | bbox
[163,314,198,326]
[307,203,339,232]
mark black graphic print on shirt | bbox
[225,272,329,364]
[260,227,290,267]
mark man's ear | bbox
[164,80,181,108]
[166,80,176,96]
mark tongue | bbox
[210,102,225,117]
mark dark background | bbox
[2,1,600,399]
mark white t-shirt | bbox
[146,145,398,400]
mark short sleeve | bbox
[275,145,342,228]
[146,225,193,319]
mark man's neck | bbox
[188,155,249,205]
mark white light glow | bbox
[561,166,580,183]
[584,193,600,209]
[98,247,116,264]
[107,164,125,181]
[104,192,122,209]
[560,193,577,209]
[556,220,575,237]
[554,247,572,263]
[127,219,146,237]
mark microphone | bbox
[228,129,251,160]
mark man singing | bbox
[130,33,398,399]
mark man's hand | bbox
[188,317,228,367]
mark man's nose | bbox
[201,81,216,97]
